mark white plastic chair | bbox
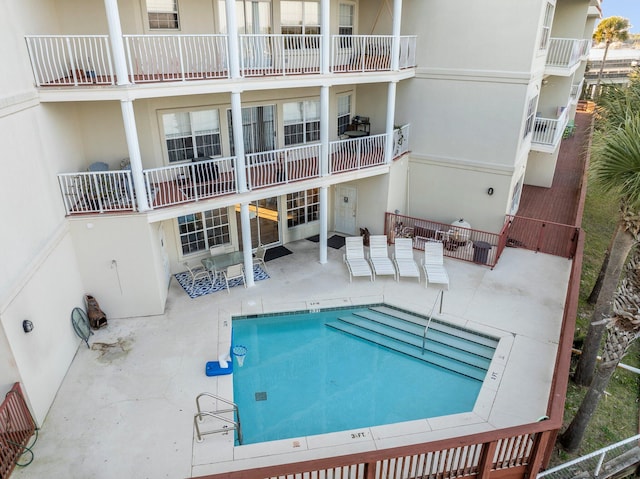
[222,263,246,293]
[253,244,268,273]
[422,242,449,290]
[368,235,397,281]
[393,238,420,282]
[183,262,212,292]
[343,236,373,282]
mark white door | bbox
[335,185,357,234]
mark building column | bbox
[104,0,130,85]
[120,100,149,211]
[240,203,255,287]
[385,81,397,164]
[321,0,331,74]
[319,186,328,264]
[231,92,248,193]
[225,0,241,79]
[320,86,330,176]
[391,0,403,71]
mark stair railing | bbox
[194,392,243,444]
[421,290,444,355]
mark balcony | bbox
[545,38,590,76]
[57,126,410,216]
[531,106,569,152]
[25,34,417,88]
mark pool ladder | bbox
[194,392,243,445]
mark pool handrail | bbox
[195,392,243,444]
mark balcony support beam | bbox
[319,186,328,264]
[120,100,149,211]
[230,92,248,193]
[103,0,130,85]
[239,203,255,287]
[321,0,330,74]
[391,0,403,71]
[385,81,397,164]
[225,0,241,79]
[320,86,330,176]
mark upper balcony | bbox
[57,126,410,216]
[531,105,569,153]
[25,34,417,93]
[545,38,590,76]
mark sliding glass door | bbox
[227,105,276,155]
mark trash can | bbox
[472,241,491,264]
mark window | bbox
[539,3,554,50]
[337,94,351,135]
[147,0,179,29]
[523,95,538,139]
[162,109,221,163]
[281,0,320,47]
[338,3,354,36]
[287,189,319,227]
[177,209,230,255]
[284,100,320,145]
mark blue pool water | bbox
[232,307,485,445]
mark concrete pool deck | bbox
[12,238,572,479]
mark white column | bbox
[225,0,241,79]
[321,0,331,74]
[385,81,397,164]
[240,203,255,287]
[231,92,248,193]
[391,0,403,71]
[320,86,330,176]
[104,0,130,85]
[120,100,149,211]
[319,186,328,264]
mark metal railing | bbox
[504,215,580,259]
[384,213,505,268]
[240,34,321,76]
[546,38,590,70]
[537,434,640,479]
[25,35,114,86]
[532,106,569,147]
[245,143,320,190]
[393,124,410,158]
[330,133,386,173]
[26,34,417,87]
[194,392,242,444]
[58,170,135,215]
[0,383,37,479]
[124,34,229,82]
[570,79,584,103]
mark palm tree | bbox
[592,16,630,100]
[573,115,640,386]
[559,247,640,452]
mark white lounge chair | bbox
[422,241,449,290]
[393,238,420,282]
[343,236,373,282]
[368,235,397,281]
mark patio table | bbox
[201,251,244,278]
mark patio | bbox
[12,237,572,479]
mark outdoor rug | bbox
[264,245,293,262]
[327,235,346,249]
[306,235,320,243]
[175,264,269,299]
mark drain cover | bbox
[255,391,267,401]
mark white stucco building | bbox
[0,0,599,435]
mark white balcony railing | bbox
[58,128,408,214]
[124,35,229,83]
[546,38,590,70]
[26,34,417,86]
[58,170,134,215]
[570,79,584,103]
[26,35,115,86]
[239,34,321,76]
[246,144,321,190]
[532,106,569,147]
[330,133,386,173]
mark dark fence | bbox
[0,383,36,478]
[505,215,579,259]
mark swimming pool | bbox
[232,305,497,445]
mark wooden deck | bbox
[518,112,592,228]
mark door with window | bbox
[228,105,276,155]
[335,185,357,235]
[236,197,280,249]
[219,0,273,69]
